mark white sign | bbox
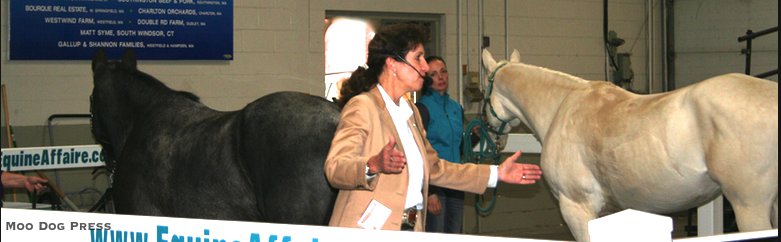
[1,208,560,242]
[1,145,106,171]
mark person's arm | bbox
[324,96,406,190]
[324,97,377,190]
[483,151,543,188]
[1,171,48,192]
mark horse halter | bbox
[464,61,512,216]
[89,93,119,176]
[89,94,110,145]
[482,62,513,136]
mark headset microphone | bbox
[395,53,426,78]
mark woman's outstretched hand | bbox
[497,151,542,184]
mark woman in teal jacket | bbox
[416,56,471,233]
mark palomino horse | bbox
[482,49,777,241]
[91,49,338,225]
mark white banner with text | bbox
[1,208,561,242]
[1,145,106,171]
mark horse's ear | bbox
[482,49,497,72]
[510,49,521,63]
[121,49,137,70]
[92,49,106,71]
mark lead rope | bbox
[463,119,501,216]
[462,62,510,216]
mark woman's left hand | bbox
[497,151,542,184]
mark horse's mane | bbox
[515,62,589,85]
[114,61,201,103]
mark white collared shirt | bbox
[377,85,425,210]
[376,85,499,210]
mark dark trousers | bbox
[425,188,464,233]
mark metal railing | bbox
[738,26,778,78]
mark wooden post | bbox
[2,84,13,148]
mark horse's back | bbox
[237,91,339,225]
[689,73,778,113]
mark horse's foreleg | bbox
[558,195,599,242]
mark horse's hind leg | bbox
[707,130,777,231]
[728,196,775,231]
[717,166,776,231]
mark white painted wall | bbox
[672,0,778,88]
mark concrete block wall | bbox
[2,0,776,134]
[2,0,667,129]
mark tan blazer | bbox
[324,86,491,231]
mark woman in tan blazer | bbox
[325,23,542,232]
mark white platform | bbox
[589,209,673,242]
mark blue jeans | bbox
[426,187,464,233]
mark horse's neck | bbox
[115,73,194,139]
[128,73,199,114]
[498,64,588,142]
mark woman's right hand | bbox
[367,137,407,174]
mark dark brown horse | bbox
[90,50,338,225]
